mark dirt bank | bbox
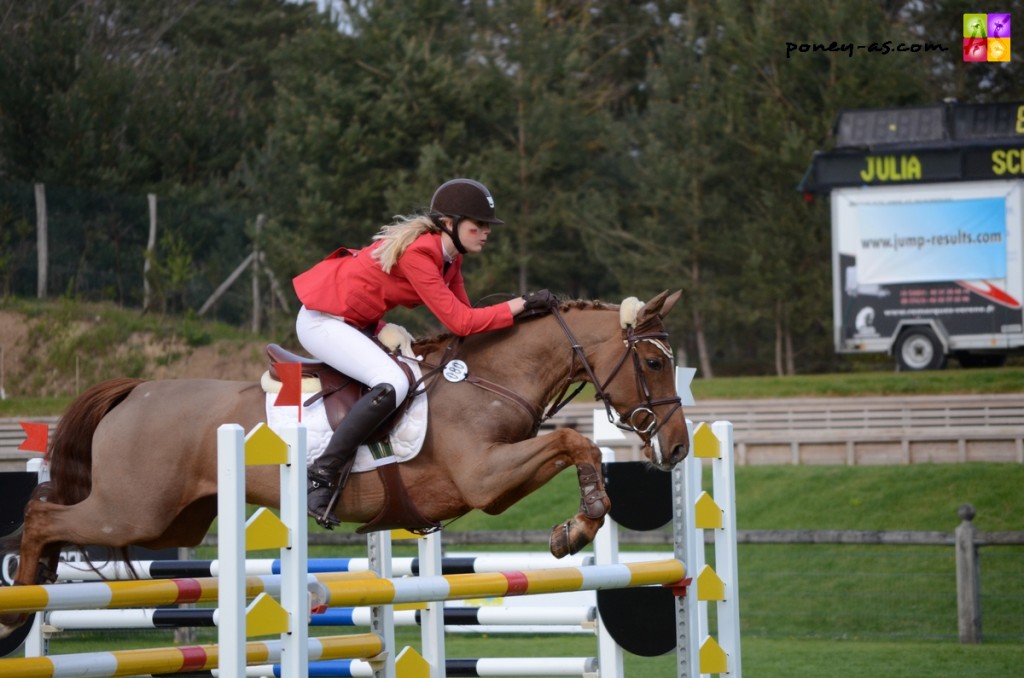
[0,307,271,398]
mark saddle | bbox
[266,343,413,443]
[265,343,439,534]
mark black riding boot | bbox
[308,383,397,529]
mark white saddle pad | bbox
[262,359,427,474]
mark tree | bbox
[714,0,943,374]
[465,1,632,298]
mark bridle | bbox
[415,300,683,446]
[543,303,683,446]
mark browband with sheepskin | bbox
[620,296,672,359]
[619,296,644,328]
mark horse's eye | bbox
[645,357,662,371]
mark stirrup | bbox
[308,481,342,530]
[313,506,341,530]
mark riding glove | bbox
[520,289,559,318]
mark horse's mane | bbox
[411,299,619,354]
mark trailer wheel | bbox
[895,328,947,371]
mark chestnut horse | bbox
[0,291,688,640]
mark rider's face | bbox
[458,219,491,254]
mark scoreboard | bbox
[802,101,1024,192]
[835,105,948,147]
[835,101,1024,148]
[952,102,1024,141]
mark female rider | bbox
[293,178,555,528]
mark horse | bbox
[0,290,688,640]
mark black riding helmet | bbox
[429,178,503,254]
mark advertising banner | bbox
[855,197,1007,284]
[832,181,1023,345]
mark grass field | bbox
[31,462,1024,676]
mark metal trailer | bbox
[801,101,1024,371]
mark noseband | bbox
[544,305,683,445]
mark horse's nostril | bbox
[673,443,689,461]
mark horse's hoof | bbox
[0,613,31,644]
[550,522,571,558]
[549,520,591,559]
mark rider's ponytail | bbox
[371,215,440,273]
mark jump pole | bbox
[46,554,592,581]
[311,559,686,607]
[0,571,377,615]
[42,605,595,630]
[6,561,670,618]
[0,632,383,677]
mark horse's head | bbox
[589,290,689,470]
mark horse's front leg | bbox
[459,428,610,558]
[549,431,612,558]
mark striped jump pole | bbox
[286,656,599,677]
[0,633,383,678]
[320,559,685,608]
[43,605,596,631]
[0,559,680,615]
[52,553,592,582]
[0,571,374,615]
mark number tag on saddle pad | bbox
[443,359,469,382]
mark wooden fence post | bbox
[144,194,158,312]
[34,183,47,300]
[955,503,981,644]
[251,214,265,332]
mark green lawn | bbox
[28,463,1024,677]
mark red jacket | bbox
[293,232,513,336]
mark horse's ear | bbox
[635,290,669,326]
[660,290,683,318]
[635,290,683,326]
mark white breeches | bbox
[295,305,410,404]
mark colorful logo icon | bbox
[963,13,1011,62]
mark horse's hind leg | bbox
[9,493,91,582]
[0,491,67,639]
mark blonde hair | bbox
[371,214,441,273]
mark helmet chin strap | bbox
[438,216,468,255]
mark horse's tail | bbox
[47,377,143,507]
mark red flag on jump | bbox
[18,421,49,455]
[274,362,303,422]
